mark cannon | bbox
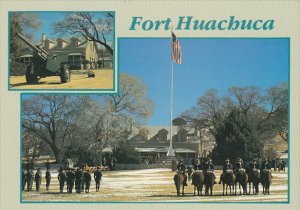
[16,33,70,84]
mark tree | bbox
[22,130,48,167]
[22,95,86,163]
[211,109,262,164]
[113,140,140,164]
[74,73,154,151]
[22,74,154,165]
[10,12,41,58]
[53,12,114,55]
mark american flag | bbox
[171,32,182,64]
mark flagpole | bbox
[169,60,174,153]
[167,60,174,157]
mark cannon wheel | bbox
[25,65,38,84]
[60,65,70,83]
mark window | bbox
[24,57,31,66]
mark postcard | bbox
[0,1,299,210]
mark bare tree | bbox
[75,73,154,150]
[181,83,288,145]
[22,95,85,163]
[53,12,113,55]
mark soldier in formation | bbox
[66,168,75,193]
[234,157,244,173]
[35,168,42,192]
[203,158,217,184]
[45,169,51,191]
[219,157,233,184]
[83,169,92,193]
[27,169,34,191]
[58,169,66,193]
[75,168,83,193]
[94,166,103,192]
[177,160,188,186]
[22,169,27,191]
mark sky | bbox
[119,38,289,126]
[16,11,113,47]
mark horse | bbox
[174,171,186,196]
[204,169,215,196]
[261,169,272,195]
[192,170,205,196]
[187,165,193,181]
[221,169,236,195]
[277,163,286,173]
[234,169,248,195]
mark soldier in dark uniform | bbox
[111,157,117,171]
[27,169,34,191]
[249,158,260,170]
[94,166,102,192]
[234,157,244,173]
[58,169,66,193]
[81,168,85,192]
[203,158,216,183]
[83,169,92,193]
[35,168,42,192]
[22,169,27,191]
[219,158,233,184]
[260,158,271,173]
[193,158,204,170]
[45,169,51,191]
[75,168,83,193]
[177,160,188,186]
[66,168,75,193]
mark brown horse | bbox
[192,171,205,196]
[174,172,186,196]
[221,170,236,195]
[261,170,272,195]
[247,169,260,195]
[234,169,248,195]
[204,170,215,196]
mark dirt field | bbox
[10,69,114,90]
[22,168,288,203]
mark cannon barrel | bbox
[16,33,48,61]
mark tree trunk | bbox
[50,144,61,164]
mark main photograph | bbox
[21,36,289,202]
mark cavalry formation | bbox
[173,157,284,196]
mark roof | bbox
[135,147,197,153]
[19,54,33,58]
[68,53,84,56]
[279,153,288,159]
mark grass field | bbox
[22,168,288,203]
[10,69,113,90]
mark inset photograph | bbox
[9,11,115,91]
[21,37,289,203]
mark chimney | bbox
[41,33,46,47]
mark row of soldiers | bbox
[177,157,280,185]
[22,168,45,192]
[22,167,103,193]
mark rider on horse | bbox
[219,157,233,184]
[261,158,272,174]
[193,158,204,170]
[203,158,217,183]
[249,158,260,170]
[234,157,244,173]
[177,160,188,186]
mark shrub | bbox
[10,61,26,76]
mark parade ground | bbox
[10,69,113,90]
[22,168,288,203]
